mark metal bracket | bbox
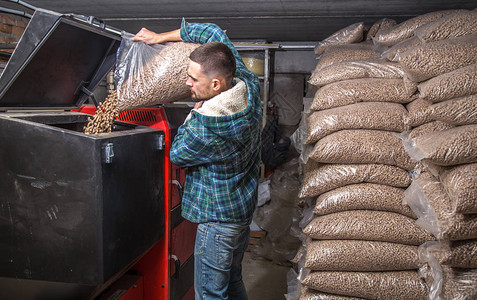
[80,84,100,107]
[103,143,114,164]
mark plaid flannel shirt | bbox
[169,19,262,223]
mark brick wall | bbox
[0,13,28,68]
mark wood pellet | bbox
[311,78,417,111]
[439,163,477,214]
[314,183,416,218]
[302,270,428,300]
[398,33,477,83]
[441,266,477,299]
[314,22,365,55]
[117,42,199,111]
[418,63,477,103]
[428,94,477,126]
[83,91,119,134]
[374,9,464,46]
[437,240,477,268]
[310,129,417,170]
[309,57,405,87]
[414,10,477,42]
[305,102,409,144]
[305,240,419,271]
[299,163,411,198]
[303,210,434,245]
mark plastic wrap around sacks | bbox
[115,33,199,111]
[414,10,477,43]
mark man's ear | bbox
[211,78,221,91]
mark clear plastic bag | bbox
[310,129,417,170]
[414,10,477,43]
[428,95,477,126]
[403,125,477,166]
[305,102,409,144]
[381,36,422,62]
[300,287,366,300]
[299,163,411,198]
[397,34,477,83]
[406,98,433,127]
[305,239,419,271]
[311,78,417,111]
[115,32,199,111]
[373,9,464,46]
[439,163,477,214]
[418,64,477,103]
[302,270,428,299]
[314,22,365,56]
[365,18,397,41]
[303,210,434,245]
[313,42,378,72]
[408,121,455,140]
[314,183,416,218]
[404,174,477,240]
[309,57,404,87]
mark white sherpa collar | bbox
[196,79,248,117]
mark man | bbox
[133,19,262,300]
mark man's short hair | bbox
[189,42,236,81]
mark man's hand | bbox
[132,28,182,44]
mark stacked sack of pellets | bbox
[296,17,438,300]
[378,9,477,300]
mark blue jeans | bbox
[194,221,250,300]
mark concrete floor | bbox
[242,252,291,300]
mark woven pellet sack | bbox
[311,78,417,111]
[406,98,433,127]
[305,240,419,271]
[437,240,477,268]
[439,163,477,214]
[397,34,477,83]
[418,64,477,103]
[299,163,411,198]
[310,129,417,170]
[313,42,378,72]
[314,22,365,56]
[300,287,366,300]
[314,183,416,218]
[408,121,455,140]
[305,102,409,144]
[116,42,200,111]
[414,10,477,43]
[302,270,428,300]
[365,18,397,41]
[303,210,434,245]
[406,124,477,166]
[309,57,405,87]
[374,9,466,46]
[381,36,422,62]
[428,94,477,126]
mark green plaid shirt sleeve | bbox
[169,19,262,223]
